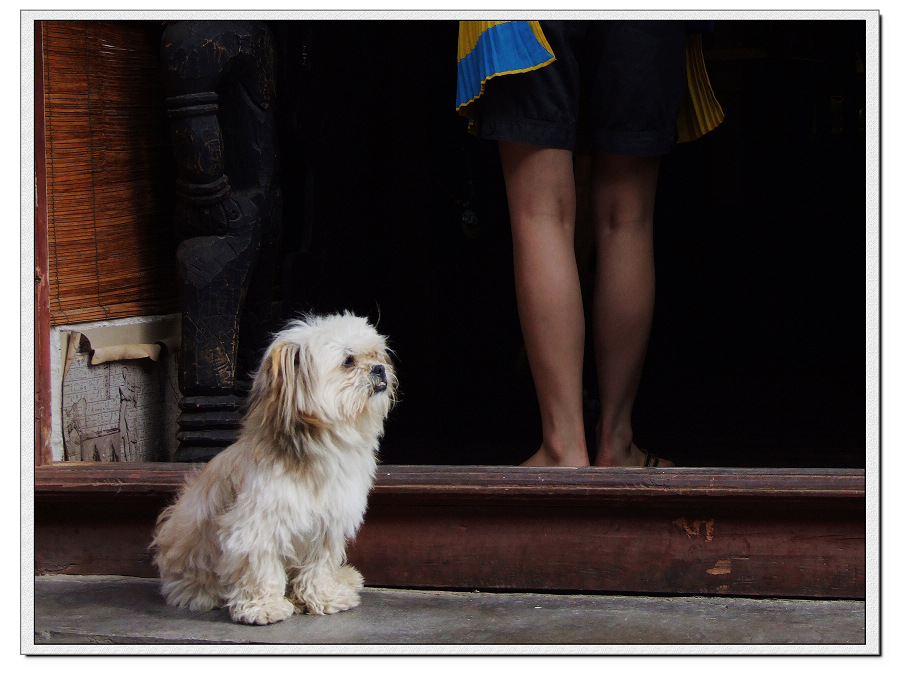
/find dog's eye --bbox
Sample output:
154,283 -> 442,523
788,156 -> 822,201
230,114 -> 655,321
342,354 -> 356,368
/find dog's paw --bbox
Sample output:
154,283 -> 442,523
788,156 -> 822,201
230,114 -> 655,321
302,588 -> 361,615
337,564 -> 364,592
229,596 -> 295,625
297,565 -> 364,615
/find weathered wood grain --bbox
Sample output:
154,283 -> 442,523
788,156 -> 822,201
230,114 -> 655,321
33,464 -> 865,598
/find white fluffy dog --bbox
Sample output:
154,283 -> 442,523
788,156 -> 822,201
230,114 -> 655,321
151,312 -> 396,625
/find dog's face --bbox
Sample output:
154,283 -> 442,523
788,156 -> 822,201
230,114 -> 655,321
249,313 -> 396,439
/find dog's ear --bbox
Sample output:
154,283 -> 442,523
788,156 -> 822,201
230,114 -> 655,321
250,340 -> 325,437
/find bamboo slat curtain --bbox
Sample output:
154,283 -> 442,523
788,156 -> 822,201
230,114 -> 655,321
41,20 -> 178,326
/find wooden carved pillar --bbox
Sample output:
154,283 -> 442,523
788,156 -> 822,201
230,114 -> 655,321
161,21 -> 282,461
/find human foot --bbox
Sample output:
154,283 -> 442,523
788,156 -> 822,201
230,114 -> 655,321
521,445 -> 589,467
636,447 -> 673,467
593,442 -> 673,468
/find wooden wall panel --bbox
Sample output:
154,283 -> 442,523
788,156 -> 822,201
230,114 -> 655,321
349,501 -> 863,597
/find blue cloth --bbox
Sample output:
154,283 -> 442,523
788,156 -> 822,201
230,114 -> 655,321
456,21 -> 555,115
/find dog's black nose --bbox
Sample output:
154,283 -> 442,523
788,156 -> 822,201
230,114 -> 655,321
370,364 -> 388,392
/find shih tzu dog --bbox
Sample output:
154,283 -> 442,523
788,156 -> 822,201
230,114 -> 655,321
152,312 -> 396,625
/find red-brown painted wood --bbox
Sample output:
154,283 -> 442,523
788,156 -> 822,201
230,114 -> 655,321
33,464 -> 865,598
33,20 -> 52,467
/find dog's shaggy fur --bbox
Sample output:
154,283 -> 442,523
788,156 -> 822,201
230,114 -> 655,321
151,312 -> 396,625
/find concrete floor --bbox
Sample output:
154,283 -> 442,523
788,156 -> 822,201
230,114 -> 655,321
27,575 -> 870,654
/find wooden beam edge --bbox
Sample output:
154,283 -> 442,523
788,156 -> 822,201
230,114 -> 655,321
34,463 -> 865,502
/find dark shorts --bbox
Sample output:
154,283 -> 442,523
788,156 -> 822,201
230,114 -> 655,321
477,20 -> 687,156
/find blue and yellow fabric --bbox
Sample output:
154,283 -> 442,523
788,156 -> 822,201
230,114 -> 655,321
455,20 -> 724,143
455,21 -> 556,122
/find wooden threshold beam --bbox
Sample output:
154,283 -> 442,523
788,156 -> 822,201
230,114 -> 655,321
33,463 -> 865,599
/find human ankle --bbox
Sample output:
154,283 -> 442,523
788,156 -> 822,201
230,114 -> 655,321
594,426 -> 633,466
536,439 -> 589,467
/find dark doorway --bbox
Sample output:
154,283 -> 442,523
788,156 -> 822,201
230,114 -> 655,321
271,19 -> 866,468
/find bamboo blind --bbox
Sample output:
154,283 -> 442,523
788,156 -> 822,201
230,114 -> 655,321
41,20 -> 179,326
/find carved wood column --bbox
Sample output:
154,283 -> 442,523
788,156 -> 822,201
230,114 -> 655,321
160,20 -> 283,461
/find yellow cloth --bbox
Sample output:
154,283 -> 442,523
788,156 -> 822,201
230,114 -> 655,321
677,33 -> 725,142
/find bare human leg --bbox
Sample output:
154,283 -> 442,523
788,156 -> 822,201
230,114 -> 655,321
590,153 -> 673,467
498,141 -> 590,467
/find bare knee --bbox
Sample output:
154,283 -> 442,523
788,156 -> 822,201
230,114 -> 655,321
590,153 -> 660,236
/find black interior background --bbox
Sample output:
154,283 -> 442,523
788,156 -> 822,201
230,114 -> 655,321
269,19 -> 865,468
